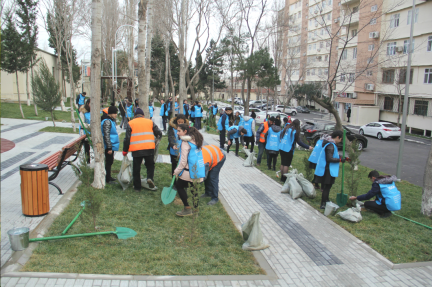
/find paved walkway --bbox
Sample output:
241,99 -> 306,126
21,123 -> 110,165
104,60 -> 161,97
2,112 -> 432,286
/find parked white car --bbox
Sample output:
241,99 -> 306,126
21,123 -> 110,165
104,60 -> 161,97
359,122 -> 401,140
275,105 -> 297,115
255,111 -> 300,126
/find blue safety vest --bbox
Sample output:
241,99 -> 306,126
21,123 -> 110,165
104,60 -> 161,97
314,142 -> 339,177
159,103 -> 165,116
169,129 -> 182,156
194,105 -> 202,117
175,102 -> 179,113
79,112 -> 91,135
377,182 -> 401,211
238,116 -> 244,129
179,142 -> 206,179
167,102 -> 172,114
308,139 -> 323,164
212,107 -> 218,115
101,118 -> 119,151
78,94 -> 85,106
149,106 -> 154,118
265,128 -> 281,151
227,125 -> 240,140
183,104 -> 189,115
190,109 -> 195,118
279,128 -> 296,152
126,105 -> 133,118
217,114 -> 228,130
243,118 -> 253,137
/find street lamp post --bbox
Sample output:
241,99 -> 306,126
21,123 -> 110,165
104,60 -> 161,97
81,51 -> 91,93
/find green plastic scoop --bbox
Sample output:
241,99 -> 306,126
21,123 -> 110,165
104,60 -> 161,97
29,227 -> 137,242
161,175 -> 177,205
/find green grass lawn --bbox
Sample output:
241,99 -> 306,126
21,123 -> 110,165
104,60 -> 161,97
1,102 -> 76,123
39,126 -> 79,134
237,145 -> 432,264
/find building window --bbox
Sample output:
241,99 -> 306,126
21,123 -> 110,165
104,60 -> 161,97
368,44 -> 374,51
398,69 -> 413,84
390,14 -> 400,28
327,13 -> 331,20
387,42 -> 397,55
367,57 -> 373,64
320,41 -> 324,48
407,8 -> 419,25
403,39 -> 415,54
425,68 -> 432,84
326,41 -> 330,47
384,97 -> 394,110
308,45 -> 311,51
328,0 -> 332,5
325,55 -> 329,61
370,18 -> 377,25
366,70 -> 373,76
414,100 -> 428,116
340,74 -> 346,82
353,47 -> 357,59
341,50 -> 347,60
348,73 -> 355,82
352,7 -> 359,13
371,5 -> 377,12
351,29 -> 358,37
311,69 -> 315,75
382,70 -> 395,84
428,36 -> 432,52
313,43 -> 316,50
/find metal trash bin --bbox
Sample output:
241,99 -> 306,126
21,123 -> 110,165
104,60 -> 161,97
20,163 -> 50,216
8,227 -> 30,251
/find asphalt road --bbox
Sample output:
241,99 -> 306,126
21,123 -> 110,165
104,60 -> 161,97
295,112 -> 431,187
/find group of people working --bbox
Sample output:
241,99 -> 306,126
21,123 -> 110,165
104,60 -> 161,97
160,99 -> 205,131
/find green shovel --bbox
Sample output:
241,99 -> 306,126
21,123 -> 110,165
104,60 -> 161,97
30,227 -> 137,242
161,175 -> 177,205
61,201 -> 86,235
336,129 -> 348,207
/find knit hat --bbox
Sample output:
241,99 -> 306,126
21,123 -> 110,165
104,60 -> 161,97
269,116 -> 276,122
108,106 -> 118,114
134,108 -> 144,116
225,107 -> 232,111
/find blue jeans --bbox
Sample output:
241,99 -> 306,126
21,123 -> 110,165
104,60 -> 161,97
204,157 -> 226,200
257,142 -> 265,164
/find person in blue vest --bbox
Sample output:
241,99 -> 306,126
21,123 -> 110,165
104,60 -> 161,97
242,115 -> 255,152
149,103 -> 154,119
173,124 -> 205,217
212,104 -> 218,117
191,101 -> 203,130
160,99 -> 168,131
183,100 -> 190,116
189,104 -> 195,125
314,130 -> 349,209
350,171 -> 401,218
168,114 -> 188,177
308,134 -> 327,190
217,107 -> 232,150
226,121 -> 247,156
79,99 -> 91,164
174,100 -> 180,114
264,117 -> 282,171
101,106 -> 119,184
126,100 -> 134,120
76,92 -> 86,109
279,119 -> 312,182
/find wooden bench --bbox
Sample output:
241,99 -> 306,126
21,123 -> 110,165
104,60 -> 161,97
39,135 -> 87,194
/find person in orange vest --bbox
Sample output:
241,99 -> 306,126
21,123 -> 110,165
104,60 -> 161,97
122,108 -> 162,192
255,117 -> 273,166
200,145 -> 226,205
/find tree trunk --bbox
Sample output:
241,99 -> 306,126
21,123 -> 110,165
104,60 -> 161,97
90,0 -> 105,189
422,143 -> 432,216
58,53 -> 66,111
168,57 -> 175,104
313,96 -> 343,130
186,68 -> 195,103
177,0 -> 186,115
69,38 -> 76,132
128,0 -> 135,98
230,67 -> 234,110
31,64 -> 38,116
137,0 -> 148,116
26,71 -> 31,106
16,71 -> 25,118
142,0 -> 153,119
266,88 -> 269,118
240,78 -> 246,110
245,77 -> 251,115
397,93 -> 402,127
51,110 -> 56,127
164,39 -> 169,99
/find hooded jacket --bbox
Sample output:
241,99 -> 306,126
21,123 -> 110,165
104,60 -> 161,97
357,175 -> 398,202
101,113 -> 115,150
168,116 -> 190,149
264,125 -> 282,154
173,135 -> 204,183
123,115 -> 163,157
241,116 -> 255,136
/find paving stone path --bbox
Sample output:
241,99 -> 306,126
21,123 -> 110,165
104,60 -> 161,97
1,113 -> 431,287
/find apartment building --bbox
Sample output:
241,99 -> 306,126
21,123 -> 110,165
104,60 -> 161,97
279,0 -> 432,136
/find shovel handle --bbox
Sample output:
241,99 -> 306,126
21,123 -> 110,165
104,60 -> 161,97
61,206 -> 85,235
341,129 -> 346,195
30,231 -> 114,242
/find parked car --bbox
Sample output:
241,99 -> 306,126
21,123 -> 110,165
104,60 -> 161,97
296,106 -> 310,113
309,123 -> 368,151
275,105 -> 297,115
302,122 -> 335,139
249,108 -> 263,114
255,111 -> 300,126
359,122 -> 401,140
250,100 -> 267,108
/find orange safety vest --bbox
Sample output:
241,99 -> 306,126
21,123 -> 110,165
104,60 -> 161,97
202,145 -> 225,170
259,122 -> 269,143
102,107 -> 109,114
128,117 -> 155,151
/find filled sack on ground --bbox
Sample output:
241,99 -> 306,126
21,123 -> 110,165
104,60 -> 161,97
324,201 -> 339,216
296,173 -> 316,198
336,204 -> 362,222
241,211 -> 270,251
288,176 -> 304,199
243,147 -> 256,167
153,136 -> 161,163
117,156 -> 132,191
281,169 -> 298,193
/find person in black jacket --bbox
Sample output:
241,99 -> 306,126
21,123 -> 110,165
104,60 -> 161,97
118,99 -> 127,128
347,107 -> 351,123
101,106 -> 119,184
315,131 -> 348,209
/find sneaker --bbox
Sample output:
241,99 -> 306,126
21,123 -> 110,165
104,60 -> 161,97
207,199 -> 219,206
147,179 -> 155,189
107,180 -> 118,185
380,212 -> 392,218
200,194 -> 211,198
109,177 -> 117,182
176,208 -> 193,217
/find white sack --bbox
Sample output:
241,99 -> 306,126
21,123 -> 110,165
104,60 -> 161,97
281,169 -> 298,193
324,202 -> 339,216
337,204 -> 362,222
117,156 -> 132,191
296,173 -> 316,198
241,212 -> 270,251
243,148 -> 256,167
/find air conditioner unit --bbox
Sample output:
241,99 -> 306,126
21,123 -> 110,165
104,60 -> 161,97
314,10 -> 318,14
369,32 -> 379,38
334,18 -> 339,23
396,46 -> 404,53
365,84 -> 374,90
352,92 -> 358,99
303,52 -> 306,56
312,37 -> 316,40
316,56 -> 322,60
317,49 -> 321,52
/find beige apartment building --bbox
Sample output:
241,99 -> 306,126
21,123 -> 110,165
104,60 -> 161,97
279,0 -> 432,136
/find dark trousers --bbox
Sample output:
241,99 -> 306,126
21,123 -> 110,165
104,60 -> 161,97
84,141 -> 90,163
244,136 -> 255,152
227,138 -> 239,155
104,150 -> 114,181
132,155 -> 155,190
190,117 -> 195,124
257,142 -> 265,164
120,115 -> 128,128
204,157 -> 226,200
170,154 -> 178,175
267,152 -> 278,170
162,116 -> 168,131
195,117 -> 202,130
219,129 -> 226,149
347,116 -> 351,123
364,200 -> 390,215
176,178 -> 199,208
321,183 -> 333,204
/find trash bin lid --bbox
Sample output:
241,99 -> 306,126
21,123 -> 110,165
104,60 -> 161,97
20,163 -> 49,171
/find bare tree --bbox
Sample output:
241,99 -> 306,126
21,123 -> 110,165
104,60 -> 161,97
141,0 -> 153,118
90,0 -> 105,189
423,145 -> 432,216
137,0 -> 148,113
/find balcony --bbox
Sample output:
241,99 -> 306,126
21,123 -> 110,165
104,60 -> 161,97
342,0 -> 360,5
341,11 -> 359,26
